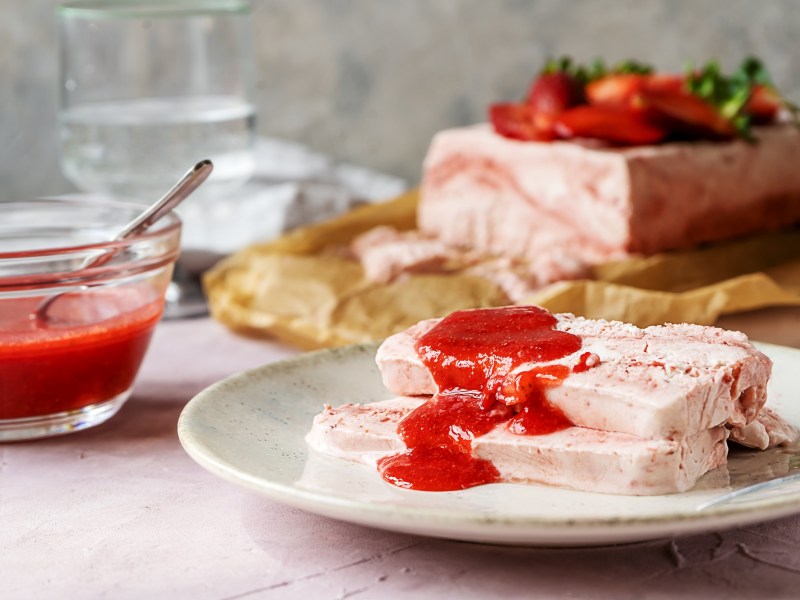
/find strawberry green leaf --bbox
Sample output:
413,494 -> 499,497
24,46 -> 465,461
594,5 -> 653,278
684,57 -> 787,138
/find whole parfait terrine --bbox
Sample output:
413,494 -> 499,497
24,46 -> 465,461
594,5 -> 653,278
353,57 -> 800,295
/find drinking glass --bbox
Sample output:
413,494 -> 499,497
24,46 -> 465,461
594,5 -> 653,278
57,0 -> 257,315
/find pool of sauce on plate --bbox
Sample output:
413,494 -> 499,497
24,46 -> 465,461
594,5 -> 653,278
377,306 -> 591,491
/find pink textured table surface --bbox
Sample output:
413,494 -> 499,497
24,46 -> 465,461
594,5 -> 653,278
4,308 -> 800,599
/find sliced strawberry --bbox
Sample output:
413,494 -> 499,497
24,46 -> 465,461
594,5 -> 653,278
746,84 -> 782,123
585,74 -> 647,108
527,72 -> 585,115
639,88 -> 736,138
586,73 -> 686,109
642,73 -> 685,94
489,103 -> 556,141
554,105 -> 667,145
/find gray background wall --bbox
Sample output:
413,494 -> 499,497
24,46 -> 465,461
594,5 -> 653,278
2,0 -> 799,199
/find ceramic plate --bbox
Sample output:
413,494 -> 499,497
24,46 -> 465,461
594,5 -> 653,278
178,342 -> 800,546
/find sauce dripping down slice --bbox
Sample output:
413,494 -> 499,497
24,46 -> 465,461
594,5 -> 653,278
378,306 -> 585,491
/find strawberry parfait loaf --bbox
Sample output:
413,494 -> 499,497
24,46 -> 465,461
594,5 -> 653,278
352,58 -> 800,300
307,306 -> 796,495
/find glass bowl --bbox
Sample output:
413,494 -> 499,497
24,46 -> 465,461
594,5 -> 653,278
0,198 -> 181,441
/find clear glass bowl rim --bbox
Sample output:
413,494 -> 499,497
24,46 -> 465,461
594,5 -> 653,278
0,197 -> 181,261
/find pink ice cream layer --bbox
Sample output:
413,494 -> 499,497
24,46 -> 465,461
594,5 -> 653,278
376,313 -> 773,440
306,397 -> 729,496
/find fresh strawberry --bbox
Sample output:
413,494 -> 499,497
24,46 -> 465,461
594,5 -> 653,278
489,103 -> 556,141
746,84 -> 782,123
527,72 -> 585,115
639,88 -> 736,138
554,105 -> 667,145
585,74 -> 647,108
493,57 -> 786,145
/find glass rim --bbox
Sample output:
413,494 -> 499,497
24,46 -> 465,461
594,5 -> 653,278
0,197 -> 182,261
58,0 -> 251,19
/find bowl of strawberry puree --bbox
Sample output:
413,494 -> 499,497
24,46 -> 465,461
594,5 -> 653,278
0,198 -> 181,441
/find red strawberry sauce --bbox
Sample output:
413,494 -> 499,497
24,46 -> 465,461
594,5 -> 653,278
377,306 -> 587,491
0,295 -> 163,420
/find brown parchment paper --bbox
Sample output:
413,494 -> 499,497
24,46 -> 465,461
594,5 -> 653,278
204,189 -> 800,349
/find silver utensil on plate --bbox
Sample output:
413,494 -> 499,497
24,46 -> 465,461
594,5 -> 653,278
697,472 -> 800,511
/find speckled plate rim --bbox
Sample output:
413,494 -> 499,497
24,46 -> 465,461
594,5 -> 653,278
178,341 -> 800,546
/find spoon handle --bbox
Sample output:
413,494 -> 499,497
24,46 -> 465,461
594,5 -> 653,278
31,160 -> 214,325
115,159 -> 214,241
696,471 -> 800,511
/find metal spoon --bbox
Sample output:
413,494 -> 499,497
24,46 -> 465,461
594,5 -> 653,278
32,159 -> 214,323
696,471 -> 800,511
